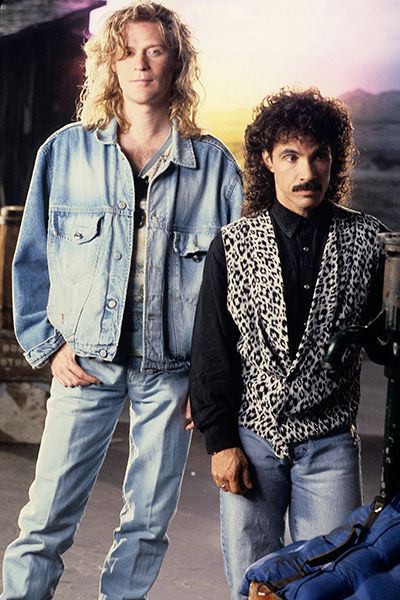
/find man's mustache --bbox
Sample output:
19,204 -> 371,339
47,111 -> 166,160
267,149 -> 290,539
292,181 -> 323,193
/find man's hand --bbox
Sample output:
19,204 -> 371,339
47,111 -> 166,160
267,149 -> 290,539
211,447 -> 253,495
50,343 -> 102,387
184,396 -> 194,431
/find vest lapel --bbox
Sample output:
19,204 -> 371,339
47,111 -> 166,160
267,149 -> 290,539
251,213 -> 291,373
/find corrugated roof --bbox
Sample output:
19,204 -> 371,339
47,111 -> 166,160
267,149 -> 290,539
0,0 -> 105,38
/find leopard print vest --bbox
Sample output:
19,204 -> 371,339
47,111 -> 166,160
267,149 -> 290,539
221,204 -> 382,458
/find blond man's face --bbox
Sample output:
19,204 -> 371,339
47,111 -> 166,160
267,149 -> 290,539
115,21 -> 176,110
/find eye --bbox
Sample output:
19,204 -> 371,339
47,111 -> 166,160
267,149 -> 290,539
147,47 -> 163,57
314,149 -> 331,162
283,153 -> 297,163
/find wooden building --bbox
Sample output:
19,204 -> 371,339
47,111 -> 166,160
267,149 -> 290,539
0,0 -> 105,207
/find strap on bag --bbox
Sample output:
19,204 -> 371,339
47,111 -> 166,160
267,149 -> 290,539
306,496 -> 385,568
265,497 -> 386,591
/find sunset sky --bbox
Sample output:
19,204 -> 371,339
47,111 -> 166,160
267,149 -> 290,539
91,0 -> 400,114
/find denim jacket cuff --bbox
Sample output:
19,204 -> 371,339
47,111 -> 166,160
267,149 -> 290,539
23,332 -> 65,369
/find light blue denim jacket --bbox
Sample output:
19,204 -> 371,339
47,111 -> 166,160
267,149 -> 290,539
12,119 -> 243,370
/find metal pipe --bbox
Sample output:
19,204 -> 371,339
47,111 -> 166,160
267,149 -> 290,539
378,232 -> 400,501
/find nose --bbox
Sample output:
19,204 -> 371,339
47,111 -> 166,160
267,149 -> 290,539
133,51 -> 149,70
299,158 -> 316,181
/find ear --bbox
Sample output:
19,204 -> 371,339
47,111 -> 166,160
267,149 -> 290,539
261,149 -> 274,173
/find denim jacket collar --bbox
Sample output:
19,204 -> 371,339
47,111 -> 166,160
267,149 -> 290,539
95,118 -> 197,169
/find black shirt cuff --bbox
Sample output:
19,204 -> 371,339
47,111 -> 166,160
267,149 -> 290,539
204,420 -> 242,454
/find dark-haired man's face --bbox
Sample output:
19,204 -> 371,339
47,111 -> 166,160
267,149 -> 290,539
262,136 -> 332,217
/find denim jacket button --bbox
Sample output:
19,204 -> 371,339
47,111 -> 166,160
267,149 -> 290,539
118,201 -> 127,209
73,232 -> 83,240
192,254 -> 203,263
107,299 -> 117,309
114,251 -> 122,260
99,349 -> 107,358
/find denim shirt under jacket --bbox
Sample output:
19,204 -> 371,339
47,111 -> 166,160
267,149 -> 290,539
12,119 -> 243,370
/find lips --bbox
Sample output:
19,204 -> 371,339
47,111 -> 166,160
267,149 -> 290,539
296,189 -> 318,196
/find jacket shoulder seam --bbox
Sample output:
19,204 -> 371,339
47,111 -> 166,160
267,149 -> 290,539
194,134 -> 241,169
40,122 -> 86,151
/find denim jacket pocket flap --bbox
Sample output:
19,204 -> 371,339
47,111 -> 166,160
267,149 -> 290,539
50,213 -> 104,244
172,231 -> 214,259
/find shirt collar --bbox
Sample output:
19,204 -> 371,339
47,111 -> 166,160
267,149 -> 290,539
269,198 -> 333,238
95,118 -> 118,144
95,118 -> 197,169
170,123 -> 197,169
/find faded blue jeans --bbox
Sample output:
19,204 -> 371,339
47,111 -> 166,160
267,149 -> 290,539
1,357 -> 191,600
220,426 -> 362,600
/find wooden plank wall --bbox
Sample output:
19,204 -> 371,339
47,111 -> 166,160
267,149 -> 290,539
0,10 -> 93,207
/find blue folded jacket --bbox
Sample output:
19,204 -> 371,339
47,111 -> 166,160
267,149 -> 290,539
241,494 -> 400,599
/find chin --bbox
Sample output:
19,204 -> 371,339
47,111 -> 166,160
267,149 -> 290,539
303,196 -> 323,205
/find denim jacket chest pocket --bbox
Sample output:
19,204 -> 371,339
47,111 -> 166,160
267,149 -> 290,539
167,229 -> 218,359
51,213 -> 102,243
171,230 -> 217,300
47,211 -> 106,337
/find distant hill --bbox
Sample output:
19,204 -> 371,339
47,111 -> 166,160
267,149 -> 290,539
201,90 -> 400,175
340,89 -> 400,123
201,90 -> 400,141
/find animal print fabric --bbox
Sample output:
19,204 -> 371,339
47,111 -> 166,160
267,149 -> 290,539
221,205 -> 382,458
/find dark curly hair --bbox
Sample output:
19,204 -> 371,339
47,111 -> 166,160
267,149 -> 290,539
243,87 -> 358,216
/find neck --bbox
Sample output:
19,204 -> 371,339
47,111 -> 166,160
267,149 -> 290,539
118,102 -> 172,172
122,102 -> 171,144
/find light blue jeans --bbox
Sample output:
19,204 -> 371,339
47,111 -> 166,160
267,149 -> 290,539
1,358 -> 191,600
221,426 -> 362,600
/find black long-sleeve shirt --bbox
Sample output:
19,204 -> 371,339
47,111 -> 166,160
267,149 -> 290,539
269,199 -> 333,357
189,200 -> 385,454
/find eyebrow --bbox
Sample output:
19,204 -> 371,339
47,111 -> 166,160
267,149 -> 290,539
278,147 -> 300,157
278,145 -> 331,157
125,43 -> 165,50
280,147 -> 299,153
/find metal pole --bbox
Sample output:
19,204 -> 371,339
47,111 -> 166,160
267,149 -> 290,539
378,232 -> 400,501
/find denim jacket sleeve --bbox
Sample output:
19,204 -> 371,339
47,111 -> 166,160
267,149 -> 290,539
226,172 -> 243,223
12,143 -> 65,368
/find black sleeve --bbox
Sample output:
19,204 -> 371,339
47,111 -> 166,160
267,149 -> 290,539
189,233 -> 243,454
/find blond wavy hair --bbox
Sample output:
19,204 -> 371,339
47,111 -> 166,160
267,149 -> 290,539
77,1 -> 201,136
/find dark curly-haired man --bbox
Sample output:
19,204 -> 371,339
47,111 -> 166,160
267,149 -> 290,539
190,88 -> 385,599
